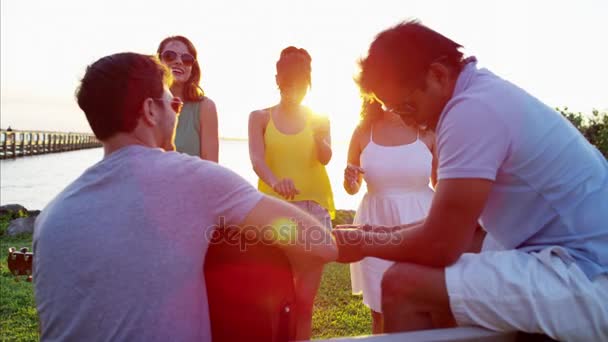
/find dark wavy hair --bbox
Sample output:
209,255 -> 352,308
157,35 -> 205,102
76,53 -> 172,140
276,46 -> 312,90
356,20 -> 464,98
359,98 -> 384,128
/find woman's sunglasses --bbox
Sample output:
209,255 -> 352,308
160,50 -> 196,66
154,97 -> 184,114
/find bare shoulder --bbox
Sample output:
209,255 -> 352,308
248,108 -> 271,126
352,124 -> 370,149
352,124 -> 367,140
419,129 -> 436,150
306,106 -> 327,119
199,97 -> 216,111
199,97 -> 217,119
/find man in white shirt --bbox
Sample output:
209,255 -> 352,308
334,20 -> 608,341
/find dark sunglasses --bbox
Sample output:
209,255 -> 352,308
154,97 -> 184,114
381,102 -> 417,117
375,88 -> 418,117
160,50 -> 196,66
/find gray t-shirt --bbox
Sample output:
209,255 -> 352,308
33,145 -> 263,341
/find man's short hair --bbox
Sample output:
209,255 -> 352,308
356,20 -> 464,96
76,52 -> 172,140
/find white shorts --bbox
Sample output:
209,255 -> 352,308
445,247 -> 608,341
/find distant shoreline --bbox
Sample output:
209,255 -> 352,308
220,137 -> 247,142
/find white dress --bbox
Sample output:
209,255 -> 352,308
350,128 -> 434,313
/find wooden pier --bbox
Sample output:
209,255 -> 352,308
0,129 -> 101,159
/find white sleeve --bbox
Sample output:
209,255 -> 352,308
437,99 -> 511,181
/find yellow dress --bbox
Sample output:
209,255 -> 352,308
258,109 -> 335,219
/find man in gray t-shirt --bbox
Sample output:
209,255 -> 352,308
334,21 -> 607,340
33,52 -> 337,341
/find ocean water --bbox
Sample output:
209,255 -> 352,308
0,139 -> 365,211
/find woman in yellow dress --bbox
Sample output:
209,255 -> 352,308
248,46 -> 335,341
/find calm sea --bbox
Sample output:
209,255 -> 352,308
0,139 -> 365,211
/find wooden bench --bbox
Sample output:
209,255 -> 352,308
315,327 -> 555,342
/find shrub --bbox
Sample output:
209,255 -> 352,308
558,107 -> 608,158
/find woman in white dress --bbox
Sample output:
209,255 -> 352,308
343,100 -> 437,333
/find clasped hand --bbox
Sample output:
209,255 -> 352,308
332,224 -> 401,263
332,225 -> 367,263
344,164 -> 364,186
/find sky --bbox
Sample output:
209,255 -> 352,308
1,0 -> 607,143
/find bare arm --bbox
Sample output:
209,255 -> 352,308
199,99 -> 219,162
248,110 -> 279,188
427,131 -> 438,188
248,110 -> 299,199
312,116 -> 332,165
351,179 -> 493,267
336,218 -> 423,233
240,196 -> 338,266
343,126 -> 364,195
468,224 -> 487,253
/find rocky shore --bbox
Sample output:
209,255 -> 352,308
0,204 -> 40,236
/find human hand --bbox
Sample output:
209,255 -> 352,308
272,178 -> 300,200
344,164 -> 364,188
332,227 -> 366,263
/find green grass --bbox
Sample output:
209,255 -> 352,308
312,209 -> 372,339
0,211 -> 371,340
313,263 -> 372,339
0,226 -> 38,342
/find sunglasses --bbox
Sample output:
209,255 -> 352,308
160,50 -> 196,66
153,97 -> 184,114
375,88 -> 418,117
381,102 -> 417,117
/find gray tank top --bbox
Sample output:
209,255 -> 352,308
174,100 -> 202,157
